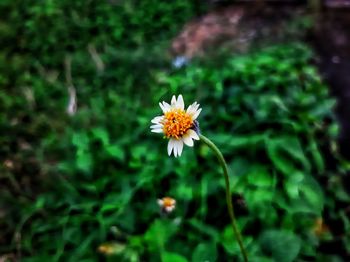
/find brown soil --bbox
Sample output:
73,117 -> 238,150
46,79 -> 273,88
170,4 -> 304,58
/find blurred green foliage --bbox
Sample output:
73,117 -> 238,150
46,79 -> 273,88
1,0 -> 349,261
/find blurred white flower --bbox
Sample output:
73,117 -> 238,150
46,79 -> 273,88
151,95 -> 201,157
157,197 -> 176,213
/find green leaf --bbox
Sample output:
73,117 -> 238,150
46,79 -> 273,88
69,234 -> 95,262
221,226 -> 253,255
247,166 -> 275,188
162,252 -> 188,262
213,134 -> 266,152
259,230 -> 301,262
188,219 -> 220,242
92,127 -> 109,146
284,175 -> 324,215
192,242 -> 217,262
106,144 -> 125,161
175,183 -> 193,200
72,132 -> 89,151
284,171 -> 304,199
299,176 -> 324,214
283,138 -> 310,171
76,150 -> 93,172
144,219 -> 177,250
308,138 -> 324,173
266,136 -> 310,175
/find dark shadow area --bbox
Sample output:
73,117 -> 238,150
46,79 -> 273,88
309,7 -> 350,160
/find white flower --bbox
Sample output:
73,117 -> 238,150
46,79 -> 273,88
151,94 -> 201,157
157,197 -> 176,213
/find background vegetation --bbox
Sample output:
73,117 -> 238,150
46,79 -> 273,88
1,1 -> 349,261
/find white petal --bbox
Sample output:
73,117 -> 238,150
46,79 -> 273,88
177,140 -> 184,157
157,199 -> 164,206
165,206 -> 175,212
176,94 -> 184,110
167,138 -> 176,156
192,108 -> 202,120
188,129 -> 199,140
159,102 -> 165,112
150,124 -> 163,129
187,102 -> 199,115
151,128 -> 163,133
173,139 -> 183,157
173,140 -> 178,157
151,116 -> 163,124
163,102 -> 171,112
159,102 -> 171,113
186,104 -> 193,114
171,95 -> 177,106
193,103 -> 200,111
182,133 -> 194,147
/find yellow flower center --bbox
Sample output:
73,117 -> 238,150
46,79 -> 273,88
163,109 -> 193,139
162,197 -> 175,207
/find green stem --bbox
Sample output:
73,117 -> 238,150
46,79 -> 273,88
199,134 -> 248,262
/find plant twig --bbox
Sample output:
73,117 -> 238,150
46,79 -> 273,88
64,56 -> 77,116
